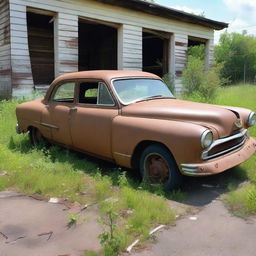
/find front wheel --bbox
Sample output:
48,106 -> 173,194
139,144 -> 182,190
29,127 -> 46,146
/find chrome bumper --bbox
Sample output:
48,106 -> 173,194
180,137 -> 256,176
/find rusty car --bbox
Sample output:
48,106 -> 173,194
16,71 -> 256,189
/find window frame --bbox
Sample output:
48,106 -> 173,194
49,80 -> 77,104
77,80 -> 116,108
111,77 -> 175,105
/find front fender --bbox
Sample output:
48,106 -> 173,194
16,99 -> 44,133
221,106 -> 253,129
112,116 -> 206,168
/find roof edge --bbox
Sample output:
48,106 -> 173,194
95,0 -> 228,30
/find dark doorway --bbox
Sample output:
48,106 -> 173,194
188,36 -> 206,47
27,12 -> 54,86
78,20 -> 117,71
143,31 -> 169,77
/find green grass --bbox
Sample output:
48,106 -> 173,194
184,84 -> 256,217
0,99 -> 175,255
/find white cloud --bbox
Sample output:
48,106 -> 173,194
170,5 -> 204,16
215,17 -> 256,44
223,0 -> 256,21
214,0 -> 256,44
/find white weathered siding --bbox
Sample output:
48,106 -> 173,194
171,34 -> 188,94
7,0 -> 215,96
54,13 -> 78,76
9,1 -> 34,97
0,0 -> 11,99
205,38 -> 214,70
118,24 -> 142,70
10,0 -> 214,38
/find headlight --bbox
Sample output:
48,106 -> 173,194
201,130 -> 213,148
247,112 -> 256,127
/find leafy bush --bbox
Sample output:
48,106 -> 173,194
182,54 -> 221,102
182,56 -> 205,95
187,44 -> 205,60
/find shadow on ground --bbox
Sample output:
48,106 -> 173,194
87,153 -> 248,208
178,166 -> 247,207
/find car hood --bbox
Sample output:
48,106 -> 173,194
121,99 -> 241,138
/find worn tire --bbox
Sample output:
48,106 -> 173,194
29,127 -> 46,146
139,144 -> 182,190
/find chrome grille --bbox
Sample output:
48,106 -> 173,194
202,129 -> 247,160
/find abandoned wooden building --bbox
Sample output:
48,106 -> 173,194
0,0 -> 228,99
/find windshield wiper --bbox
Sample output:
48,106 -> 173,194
134,95 -> 170,103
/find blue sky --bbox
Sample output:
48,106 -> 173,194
154,0 -> 256,43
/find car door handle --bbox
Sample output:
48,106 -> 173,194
69,107 -> 77,112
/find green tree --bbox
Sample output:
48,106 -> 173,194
215,31 -> 256,84
182,45 -> 221,101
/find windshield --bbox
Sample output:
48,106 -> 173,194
112,78 -> 175,105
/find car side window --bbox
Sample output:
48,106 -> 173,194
79,82 -> 115,106
52,82 -> 75,103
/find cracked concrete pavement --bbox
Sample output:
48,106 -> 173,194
132,199 -> 256,256
0,191 -> 101,256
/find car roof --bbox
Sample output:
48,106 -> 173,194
52,70 -> 160,84
45,70 -> 161,101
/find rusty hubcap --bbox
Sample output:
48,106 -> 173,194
144,153 -> 170,184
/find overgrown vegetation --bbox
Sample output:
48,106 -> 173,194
0,99 -> 176,255
215,31 -> 256,84
182,45 -> 222,102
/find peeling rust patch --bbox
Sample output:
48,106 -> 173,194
12,72 -> 33,80
0,69 -> 11,75
175,41 -> 187,47
59,61 -> 78,66
66,37 -> 78,47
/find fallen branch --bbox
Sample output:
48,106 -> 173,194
38,231 -> 53,241
0,231 -> 8,240
6,236 -> 26,244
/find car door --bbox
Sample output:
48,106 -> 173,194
41,81 -> 76,146
70,81 -> 119,159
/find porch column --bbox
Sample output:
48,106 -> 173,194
0,0 -> 11,99
205,38 -> 214,70
54,13 -> 78,77
9,0 -> 34,97
118,24 -> 142,70
169,33 -> 188,94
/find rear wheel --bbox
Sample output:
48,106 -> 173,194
139,144 -> 182,190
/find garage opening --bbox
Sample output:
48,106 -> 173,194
78,19 -> 117,71
188,36 -> 207,48
188,36 -> 207,60
27,12 -> 54,88
143,30 -> 169,77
